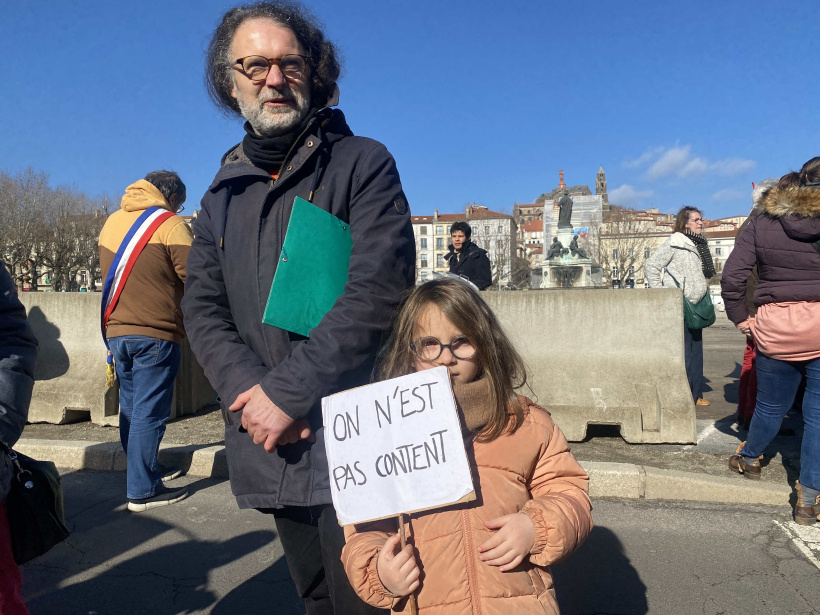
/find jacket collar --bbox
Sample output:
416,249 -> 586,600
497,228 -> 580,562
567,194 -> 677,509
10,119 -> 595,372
669,232 -> 697,252
208,107 -> 353,192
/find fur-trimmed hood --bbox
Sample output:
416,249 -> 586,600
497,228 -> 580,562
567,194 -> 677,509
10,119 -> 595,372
759,185 -> 820,243
760,185 -> 820,218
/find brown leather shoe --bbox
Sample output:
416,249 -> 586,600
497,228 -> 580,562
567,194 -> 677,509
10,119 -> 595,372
728,442 -> 762,480
794,481 -> 820,526
696,398 -> 711,406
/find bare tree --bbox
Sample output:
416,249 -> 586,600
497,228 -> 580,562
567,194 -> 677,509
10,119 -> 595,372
595,209 -> 667,286
469,216 -> 518,288
0,168 -> 51,290
0,168 -> 115,291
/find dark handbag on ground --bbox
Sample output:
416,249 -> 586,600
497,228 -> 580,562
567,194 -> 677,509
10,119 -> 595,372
667,271 -> 716,330
1,443 -> 70,564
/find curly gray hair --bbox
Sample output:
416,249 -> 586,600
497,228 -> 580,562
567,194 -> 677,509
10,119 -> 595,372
205,1 -> 342,116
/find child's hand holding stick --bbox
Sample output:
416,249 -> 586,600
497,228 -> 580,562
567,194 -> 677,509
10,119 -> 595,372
377,514 -> 419,614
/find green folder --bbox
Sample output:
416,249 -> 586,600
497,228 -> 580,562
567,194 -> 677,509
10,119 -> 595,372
262,196 -> 353,337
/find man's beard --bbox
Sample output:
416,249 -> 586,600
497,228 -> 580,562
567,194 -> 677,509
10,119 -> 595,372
238,87 -> 311,137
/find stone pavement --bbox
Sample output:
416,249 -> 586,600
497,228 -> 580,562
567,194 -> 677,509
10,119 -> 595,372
17,311 -> 805,509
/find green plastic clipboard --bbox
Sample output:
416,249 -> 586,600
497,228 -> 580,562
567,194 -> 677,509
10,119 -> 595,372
262,196 -> 352,337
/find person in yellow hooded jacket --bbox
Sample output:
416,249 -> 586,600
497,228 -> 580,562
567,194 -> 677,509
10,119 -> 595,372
98,171 -> 193,512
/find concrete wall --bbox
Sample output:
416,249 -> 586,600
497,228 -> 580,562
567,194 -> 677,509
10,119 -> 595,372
19,289 -> 695,443
483,288 -> 696,443
20,293 -> 215,426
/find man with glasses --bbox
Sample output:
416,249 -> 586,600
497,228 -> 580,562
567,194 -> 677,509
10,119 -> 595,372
99,170 -> 192,511
182,3 -> 414,613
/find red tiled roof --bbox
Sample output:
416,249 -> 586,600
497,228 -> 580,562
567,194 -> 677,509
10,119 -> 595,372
704,229 -> 738,239
521,220 -> 543,232
412,208 -> 513,223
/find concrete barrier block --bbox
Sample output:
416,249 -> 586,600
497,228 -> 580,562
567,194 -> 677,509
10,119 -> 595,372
484,289 -> 696,444
582,461 -> 644,499
22,293 -> 115,425
643,467 -> 791,505
20,294 -> 216,425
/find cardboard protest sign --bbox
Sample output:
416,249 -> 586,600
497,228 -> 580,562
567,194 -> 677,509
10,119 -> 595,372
322,366 -> 475,525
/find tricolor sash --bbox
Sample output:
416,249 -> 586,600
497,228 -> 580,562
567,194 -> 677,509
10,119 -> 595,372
100,206 -> 175,347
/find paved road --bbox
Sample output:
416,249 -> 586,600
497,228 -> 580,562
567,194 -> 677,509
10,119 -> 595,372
21,470 -> 820,615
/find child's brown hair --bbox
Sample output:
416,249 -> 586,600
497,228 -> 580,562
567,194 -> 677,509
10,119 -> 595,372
378,278 -> 527,442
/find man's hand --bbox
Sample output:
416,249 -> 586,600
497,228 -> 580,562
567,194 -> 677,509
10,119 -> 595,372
477,512 -> 536,572
229,384 -> 314,452
377,533 -> 420,597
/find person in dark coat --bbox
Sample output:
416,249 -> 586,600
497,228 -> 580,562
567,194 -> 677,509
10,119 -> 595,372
444,221 -> 492,290
721,158 -> 820,525
0,260 -> 38,615
181,3 -> 414,613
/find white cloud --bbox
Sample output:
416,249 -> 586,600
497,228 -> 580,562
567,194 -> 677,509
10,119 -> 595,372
712,188 -> 745,202
646,146 -> 692,179
628,144 -> 756,180
609,184 -> 655,207
711,158 -> 756,176
678,157 -> 709,178
623,146 -> 664,169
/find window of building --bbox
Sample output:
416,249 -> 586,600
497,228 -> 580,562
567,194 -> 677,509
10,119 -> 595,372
420,238 -> 427,249
436,254 -> 444,267
715,247 -> 722,256
485,225 -> 491,234
420,255 -> 428,268
498,225 -> 504,233
436,238 -> 443,249
421,271 -> 428,281
644,247 -> 650,258
436,225 -> 443,235
628,248 -> 635,258
420,226 -> 427,235
612,248 -> 619,259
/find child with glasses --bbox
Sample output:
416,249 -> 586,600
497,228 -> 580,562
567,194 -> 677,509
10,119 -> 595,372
341,278 -> 592,614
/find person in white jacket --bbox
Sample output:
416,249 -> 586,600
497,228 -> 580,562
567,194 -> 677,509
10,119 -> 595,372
645,207 -> 715,406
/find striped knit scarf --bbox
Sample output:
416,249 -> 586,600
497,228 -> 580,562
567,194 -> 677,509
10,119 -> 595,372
685,231 -> 716,279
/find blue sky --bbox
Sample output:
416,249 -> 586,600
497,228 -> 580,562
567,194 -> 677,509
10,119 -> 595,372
1,0 -> 818,220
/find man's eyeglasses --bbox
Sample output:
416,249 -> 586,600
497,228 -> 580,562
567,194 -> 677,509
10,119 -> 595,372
410,336 -> 476,362
233,55 -> 309,81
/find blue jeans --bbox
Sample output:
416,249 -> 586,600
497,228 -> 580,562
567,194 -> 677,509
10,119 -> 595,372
110,336 -> 180,500
684,325 -> 704,402
741,351 -> 820,491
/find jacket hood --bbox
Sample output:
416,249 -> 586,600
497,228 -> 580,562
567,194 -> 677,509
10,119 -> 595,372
120,180 -> 172,213
760,185 -> 820,242
760,185 -> 820,217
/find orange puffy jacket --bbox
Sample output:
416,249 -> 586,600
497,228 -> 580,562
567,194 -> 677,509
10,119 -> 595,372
342,396 -> 592,614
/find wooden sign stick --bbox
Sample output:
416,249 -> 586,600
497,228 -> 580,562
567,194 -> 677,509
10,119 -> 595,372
398,513 -> 418,615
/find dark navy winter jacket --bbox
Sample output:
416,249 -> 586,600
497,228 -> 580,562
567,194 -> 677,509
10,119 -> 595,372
182,109 -> 415,509
0,260 -> 38,500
